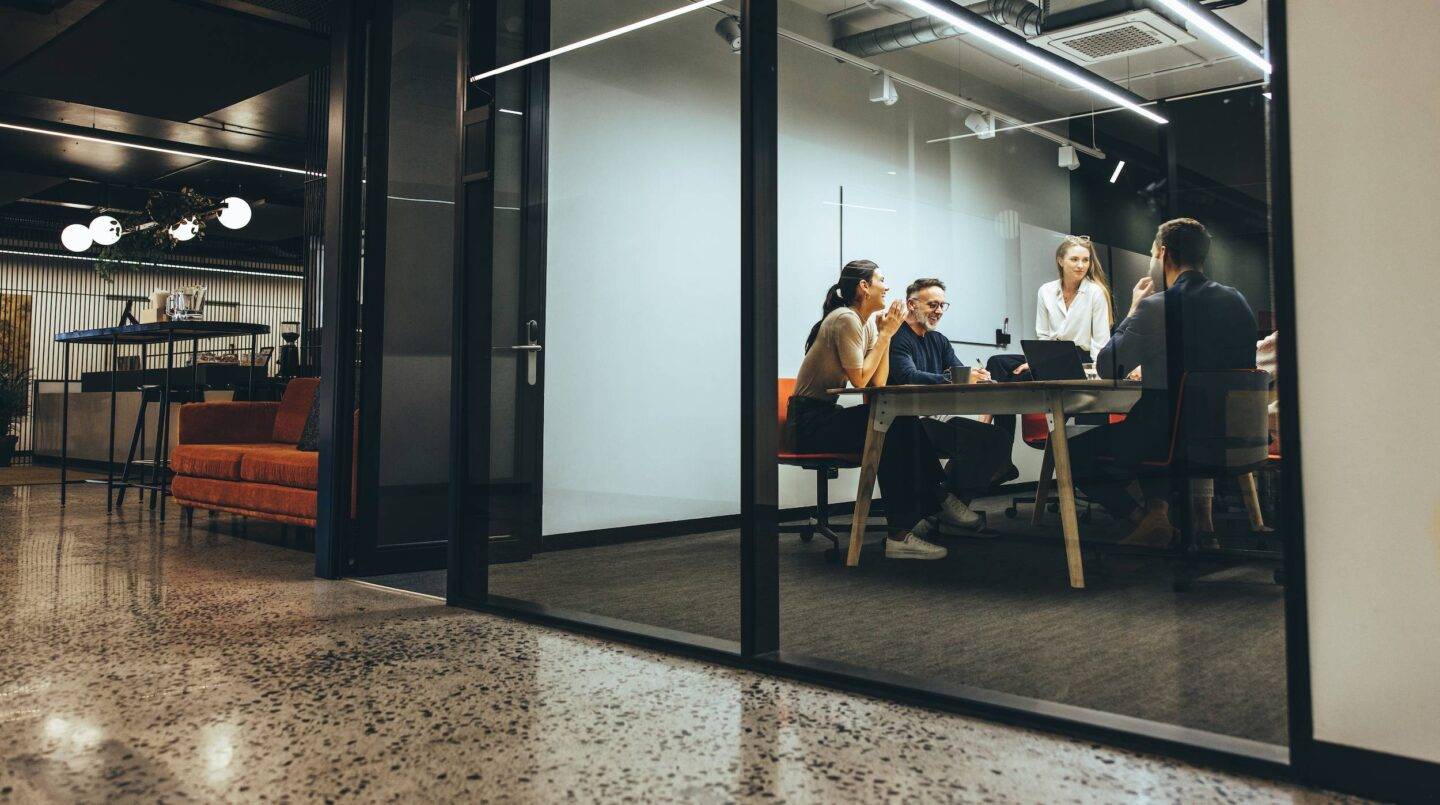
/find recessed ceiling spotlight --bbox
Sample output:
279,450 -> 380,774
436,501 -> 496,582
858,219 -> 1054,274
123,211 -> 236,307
60,223 -> 93,253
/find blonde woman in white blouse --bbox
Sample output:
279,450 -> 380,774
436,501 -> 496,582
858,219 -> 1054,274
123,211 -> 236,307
1011,235 -> 1116,376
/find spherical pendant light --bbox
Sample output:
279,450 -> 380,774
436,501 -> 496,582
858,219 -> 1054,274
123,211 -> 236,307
169,218 -> 199,242
217,197 -> 251,230
89,215 -> 122,246
61,223 -> 94,252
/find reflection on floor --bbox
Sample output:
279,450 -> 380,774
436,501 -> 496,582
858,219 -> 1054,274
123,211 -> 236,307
375,490 -> 1288,747
0,484 -> 1333,801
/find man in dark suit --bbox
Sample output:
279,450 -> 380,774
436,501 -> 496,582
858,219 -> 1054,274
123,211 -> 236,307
1069,218 -> 1258,546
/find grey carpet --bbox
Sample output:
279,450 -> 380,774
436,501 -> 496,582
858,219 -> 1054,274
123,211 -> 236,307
371,492 -> 1288,747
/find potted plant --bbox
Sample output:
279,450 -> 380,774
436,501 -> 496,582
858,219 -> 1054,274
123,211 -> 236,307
0,359 -> 29,467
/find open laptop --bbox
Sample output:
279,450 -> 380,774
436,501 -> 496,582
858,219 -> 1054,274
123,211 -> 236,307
1020,339 -> 1086,380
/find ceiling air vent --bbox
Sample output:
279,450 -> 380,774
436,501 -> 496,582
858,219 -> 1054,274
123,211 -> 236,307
1032,10 -> 1195,64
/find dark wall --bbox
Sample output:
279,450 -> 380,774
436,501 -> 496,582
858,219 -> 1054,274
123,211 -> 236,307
1069,86 -> 1273,322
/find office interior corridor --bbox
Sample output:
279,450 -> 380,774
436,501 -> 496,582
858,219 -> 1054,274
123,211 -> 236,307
0,484 -> 1351,802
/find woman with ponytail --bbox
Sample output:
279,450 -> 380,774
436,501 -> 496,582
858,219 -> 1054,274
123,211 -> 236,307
789,260 -> 986,561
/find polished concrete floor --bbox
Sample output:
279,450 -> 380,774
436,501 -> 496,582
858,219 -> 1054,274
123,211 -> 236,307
0,484 -> 1354,802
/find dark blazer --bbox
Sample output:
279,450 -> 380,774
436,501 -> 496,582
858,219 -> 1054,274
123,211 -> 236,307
1095,270 -> 1257,459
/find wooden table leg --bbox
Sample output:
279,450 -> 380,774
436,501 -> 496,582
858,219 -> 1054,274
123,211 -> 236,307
1031,441 -> 1054,526
1239,472 -> 1266,531
1046,392 -> 1086,589
846,403 -> 887,567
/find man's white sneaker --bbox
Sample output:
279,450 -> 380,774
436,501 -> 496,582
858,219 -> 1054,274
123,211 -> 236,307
885,532 -> 948,560
937,494 -> 982,529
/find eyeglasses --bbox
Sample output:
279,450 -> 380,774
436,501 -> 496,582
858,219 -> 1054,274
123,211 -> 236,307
909,299 -> 950,312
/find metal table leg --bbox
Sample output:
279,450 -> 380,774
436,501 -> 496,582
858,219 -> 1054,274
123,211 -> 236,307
248,333 -> 257,399
107,335 -> 117,511
59,342 -> 70,504
159,329 -> 175,520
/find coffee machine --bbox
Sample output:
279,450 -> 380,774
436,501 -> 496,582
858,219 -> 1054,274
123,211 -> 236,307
277,320 -> 300,379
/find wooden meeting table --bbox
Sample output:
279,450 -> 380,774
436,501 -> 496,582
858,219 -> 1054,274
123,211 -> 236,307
830,379 -> 1142,589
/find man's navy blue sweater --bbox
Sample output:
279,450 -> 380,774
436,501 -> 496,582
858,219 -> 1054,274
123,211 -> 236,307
889,323 -> 963,385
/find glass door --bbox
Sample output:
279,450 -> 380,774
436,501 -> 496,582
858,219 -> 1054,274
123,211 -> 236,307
451,0 -> 743,643
348,0 -> 463,576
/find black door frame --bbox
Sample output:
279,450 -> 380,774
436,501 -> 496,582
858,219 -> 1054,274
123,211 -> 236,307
320,0 -> 1440,798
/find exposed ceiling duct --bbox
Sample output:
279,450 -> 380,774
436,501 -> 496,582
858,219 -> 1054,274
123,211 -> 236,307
834,0 -> 1043,58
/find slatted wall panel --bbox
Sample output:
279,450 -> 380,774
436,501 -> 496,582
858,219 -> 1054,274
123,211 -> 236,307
0,244 -> 302,452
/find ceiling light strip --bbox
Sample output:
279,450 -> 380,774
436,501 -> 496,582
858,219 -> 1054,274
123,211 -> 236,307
0,121 -> 315,177
1109,161 -> 1126,183
470,0 -> 723,82
750,13 -> 1105,159
0,247 -> 304,280
1153,0 -> 1271,75
892,0 -> 1168,125
928,81 -> 1265,145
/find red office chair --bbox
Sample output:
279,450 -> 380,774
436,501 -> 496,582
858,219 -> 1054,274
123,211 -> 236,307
777,378 -> 862,557
1005,412 -> 1124,521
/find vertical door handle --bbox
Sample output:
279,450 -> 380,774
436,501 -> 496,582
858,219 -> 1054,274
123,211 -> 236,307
500,319 -> 541,385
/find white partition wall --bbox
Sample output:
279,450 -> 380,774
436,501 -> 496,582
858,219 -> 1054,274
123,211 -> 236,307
1288,0 -> 1440,769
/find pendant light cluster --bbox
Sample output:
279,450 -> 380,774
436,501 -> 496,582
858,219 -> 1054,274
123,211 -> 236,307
59,196 -> 252,253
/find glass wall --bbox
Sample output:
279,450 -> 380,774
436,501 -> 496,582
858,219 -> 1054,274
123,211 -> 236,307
775,0 -> 1287,750
448,0 -> 1293,762
462,0 -> 742,643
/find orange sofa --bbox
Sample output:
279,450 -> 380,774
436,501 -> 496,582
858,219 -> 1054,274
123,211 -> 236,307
171,378 -> 320,527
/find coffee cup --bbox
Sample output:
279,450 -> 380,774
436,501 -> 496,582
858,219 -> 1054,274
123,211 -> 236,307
946,366 -> 973,384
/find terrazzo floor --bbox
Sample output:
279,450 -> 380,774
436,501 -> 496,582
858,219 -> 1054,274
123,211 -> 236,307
0,484 -> 1357,802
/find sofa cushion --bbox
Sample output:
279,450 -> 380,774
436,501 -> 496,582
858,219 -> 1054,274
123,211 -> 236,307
272,377 -> 320,444
172,475 -> 316,522
296,393 -> 320,452
171,443 -> 274,481
238,444 -> 319,490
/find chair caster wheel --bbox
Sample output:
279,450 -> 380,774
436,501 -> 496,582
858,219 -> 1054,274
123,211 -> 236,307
799,530 -> 814,543
1080,510 -> 1093,523
1047,502 -> 1059,513
1004,506 -> 1018,519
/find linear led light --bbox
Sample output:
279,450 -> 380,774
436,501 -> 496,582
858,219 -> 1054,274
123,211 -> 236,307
0,247 -> 304,280
892,0 -> 1167,125
387,194 -> 454,205
1153,0 -> 1271,75
498,108 -> 525,116
822,201 -> 898,213
1109,160 -> 1125,183
0,121 -> 315,177
470,0 -> 723,82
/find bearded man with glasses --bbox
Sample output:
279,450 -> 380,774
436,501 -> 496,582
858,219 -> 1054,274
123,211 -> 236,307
888,278 -> 1019,518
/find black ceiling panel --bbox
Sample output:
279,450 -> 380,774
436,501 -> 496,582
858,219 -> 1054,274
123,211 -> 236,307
0,0 -> 103,75
0,0 -> 327,122
0,169 -> 67,205
0,91 -> 307,163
